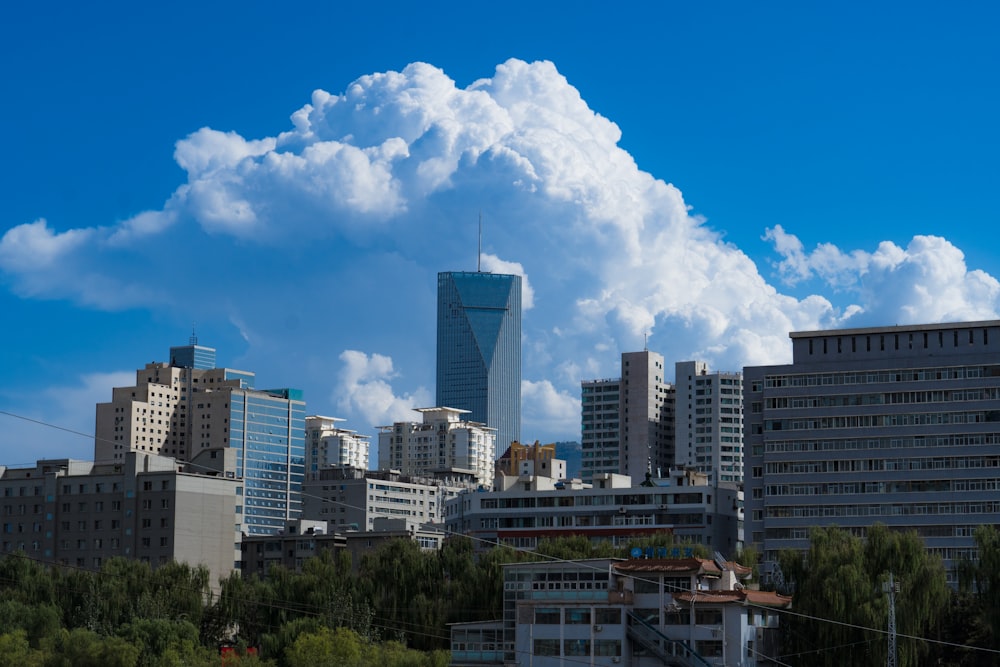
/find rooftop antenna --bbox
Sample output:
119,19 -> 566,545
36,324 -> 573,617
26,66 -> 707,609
477,211 -> 483,272
644,332 -> 649,351
190,323 -> 198,346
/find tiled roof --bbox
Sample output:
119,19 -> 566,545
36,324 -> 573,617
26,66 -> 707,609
672,589 -> 792,608
613,557 -> 719,575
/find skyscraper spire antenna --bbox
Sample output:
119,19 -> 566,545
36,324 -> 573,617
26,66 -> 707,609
477,211 -> 483,272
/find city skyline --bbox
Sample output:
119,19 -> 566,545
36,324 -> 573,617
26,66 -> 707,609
2,3 -> 1000,463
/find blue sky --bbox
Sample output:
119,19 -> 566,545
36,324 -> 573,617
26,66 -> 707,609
2,2 -> 999,464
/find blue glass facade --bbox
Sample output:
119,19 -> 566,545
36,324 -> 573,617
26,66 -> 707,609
229,389 -> 306,535
169,343 -> 217,370
436,271 -> 521,452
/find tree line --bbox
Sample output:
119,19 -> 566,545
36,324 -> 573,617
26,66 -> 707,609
0,533 -> 712,667
777,523 -> 1000,667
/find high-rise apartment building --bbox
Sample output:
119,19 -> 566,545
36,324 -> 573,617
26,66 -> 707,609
745,320 -> 1000,584
94,339 -> 305,535
580,351 -> 674,483
377,407 -> 496,487
436,271 -> 521,452
305,415 -> 370,474
674,361 -> 744,483
580,377 -> 621,481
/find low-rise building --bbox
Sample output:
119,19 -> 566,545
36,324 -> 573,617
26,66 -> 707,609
445,467 -> 743,555
452,556 -> 790,667
0,451 -> 239,586
239,517 -> 444,577
303,466 -> 469,533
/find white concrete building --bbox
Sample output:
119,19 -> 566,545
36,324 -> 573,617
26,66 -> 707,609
451,556 -> 790,667
303,466 -> 468,533
377,407 -> 495,487
674,361 -> 744,484
581,351 -> 675,483
445,467 -> 743,556
305,415 -> 370,473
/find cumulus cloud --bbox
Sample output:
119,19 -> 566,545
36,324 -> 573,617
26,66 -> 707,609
765,227 -> 1000,325
480,253 -> 534,309
522,379 -> 580,439
0,219 -> 94,274
107,209 -> 179,246
0,219 -> 165,308
335,350 -> 430,429
3,58 -> 1000,443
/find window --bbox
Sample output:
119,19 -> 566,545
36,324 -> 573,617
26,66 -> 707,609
595,639 -> 622,656
564,639 -> 591,656
697,641 -> 724,657
533,639 -> 559,656
534,608 -> 560,624
565,608 -> 591,624
595,608 -> 622,624
695,608 -> 723,625
634,578 -> 659,594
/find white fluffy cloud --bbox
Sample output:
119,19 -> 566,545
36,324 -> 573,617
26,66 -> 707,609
336,350 -> 430,429
480,253 -> 534,309
522,379 -> 579,440
765,226 -> 1000,324
3,59 -> 999,443
0,219 -> 93,274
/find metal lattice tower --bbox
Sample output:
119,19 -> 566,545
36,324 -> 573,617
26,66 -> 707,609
883,573 -> 898,667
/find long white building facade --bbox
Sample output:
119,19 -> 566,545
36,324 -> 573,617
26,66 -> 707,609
745,320 -> 1000,584
445,467 -> 743,556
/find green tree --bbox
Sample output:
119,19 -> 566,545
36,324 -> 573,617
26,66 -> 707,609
284,626 -> 364,667
956,524 -> 1000,651
779,524 -> 948,667
0,630 -> 45,667
41,627 -> 141,667
117,618 -> 208,667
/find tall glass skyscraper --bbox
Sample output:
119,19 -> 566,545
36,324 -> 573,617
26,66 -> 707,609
437,271 -> 522,453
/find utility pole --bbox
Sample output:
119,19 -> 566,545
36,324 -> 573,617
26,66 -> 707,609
883,573 -> 898,667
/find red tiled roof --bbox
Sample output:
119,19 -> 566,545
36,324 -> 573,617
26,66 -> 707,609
672,589 -> 792,608
614,558 -> 719,575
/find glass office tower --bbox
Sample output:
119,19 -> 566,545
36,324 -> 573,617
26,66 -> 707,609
228,388 -> 306,535
437,271 -> 522,453
96,342 -> 305,537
